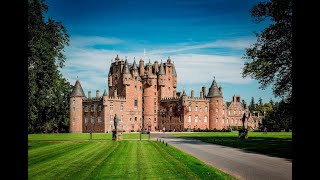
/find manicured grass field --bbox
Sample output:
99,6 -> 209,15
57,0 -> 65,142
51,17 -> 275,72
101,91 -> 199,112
170,132 -> 292,159
28,140 -> 236,179
28,133 -> 149,141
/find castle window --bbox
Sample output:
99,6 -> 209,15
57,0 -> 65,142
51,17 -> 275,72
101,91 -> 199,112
195,116 -> 198,122
155,92 -> 156,96
135,86 -> 137,91
168,78 -> 171,81
130,118 -> 132,122
189,106 -> 192,111
134,99 -> 138,109
73,107 -> 75,111
98,105 -> 102,112
110,105 -> 113,111
231,119 -> 233,123
216,100 -> 218,105
120,105 -> 123,111
121,115 -> 123,122
91,105 -> 94,112
155,85 -> 156,89
91,115 -> 95,124
228,110 -> 231,115
72,100 -> 75,104
154,109 -> 157,113
204,116 -> 208,122
195,106 -> 198,112
235,119 -> 238,124
85,115 -> 88,124
188,115 -> 191,122
200,108 -> 202,112
154,118 -> 157,123
98,116 -> 102,123
234,109 -> 236,115
239,110 -> 241,115
216,118 -> 218,123
222,119 -> 224,124
226,119 -> 229,123
216,108 -> 218,112
179,116 -> 182,122
140,86 -> 142,91
205,106 -> 208,112
135,117 -> 137,121
85,106 -> 88,112
222,109 -> 225,115
170,107 -> 172,112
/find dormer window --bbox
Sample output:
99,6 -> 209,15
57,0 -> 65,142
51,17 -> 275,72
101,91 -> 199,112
98,105 -> 102,112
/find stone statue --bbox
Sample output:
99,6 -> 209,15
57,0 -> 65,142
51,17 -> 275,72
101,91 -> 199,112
114,114 -> 118,130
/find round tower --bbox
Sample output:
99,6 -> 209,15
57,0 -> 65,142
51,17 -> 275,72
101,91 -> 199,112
207,79 -> 223,130
69,80 -> 86,133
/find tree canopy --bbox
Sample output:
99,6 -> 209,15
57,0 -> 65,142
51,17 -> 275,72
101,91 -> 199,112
242,0 -> 292,100
28,0 -> 71,133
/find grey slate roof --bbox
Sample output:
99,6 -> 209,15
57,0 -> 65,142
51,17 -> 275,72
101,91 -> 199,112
132,58 -> 138,70
207,79 -> 222,98
158,62 -> 165,75
70,80 -> 86,97
122,59 -> 130,74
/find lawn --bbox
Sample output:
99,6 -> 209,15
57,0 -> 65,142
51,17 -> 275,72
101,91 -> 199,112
28,132 -> 149,141
170,132 -> 292,159
28,140 -> 236,179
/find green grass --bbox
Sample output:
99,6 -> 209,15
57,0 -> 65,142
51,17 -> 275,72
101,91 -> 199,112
28,140 -> 236,179
28,133 -> 149,141
170,132 -> 292,159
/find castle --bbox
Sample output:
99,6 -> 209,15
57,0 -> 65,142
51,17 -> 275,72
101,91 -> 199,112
69,55 -> 262,133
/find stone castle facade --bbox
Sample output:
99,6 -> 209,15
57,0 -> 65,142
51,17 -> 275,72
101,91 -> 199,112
69,55 -> 262,133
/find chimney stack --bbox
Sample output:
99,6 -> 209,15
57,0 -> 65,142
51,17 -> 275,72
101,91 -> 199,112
202,86 -> 206,98
191,90 -> 194,98
200,91 -> 203,99
96,90 -> 100,98
88,91 -> 92,99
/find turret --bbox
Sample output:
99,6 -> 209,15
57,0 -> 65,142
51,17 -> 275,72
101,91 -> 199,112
69,80 -> 86,133
202,86 -> 206,98
115,54 -> 120,65
207,78 -> 223,130
132,57 -> 139,77
154,61 -> 159,74
139,58 -> 144,76
88,91 -> 92,99
172,63 -> 177,88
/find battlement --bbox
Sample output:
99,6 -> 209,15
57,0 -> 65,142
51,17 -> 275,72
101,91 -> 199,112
107,95 -> 126,101
83,96 -> 103,102
160,96 -> 180,101
186,96 -> 208,102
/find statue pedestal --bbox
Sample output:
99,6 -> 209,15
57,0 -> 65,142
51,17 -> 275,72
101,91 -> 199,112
112,129 -> 123,140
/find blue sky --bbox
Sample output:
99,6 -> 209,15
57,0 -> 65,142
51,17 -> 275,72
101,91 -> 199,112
46,0 -> 279,104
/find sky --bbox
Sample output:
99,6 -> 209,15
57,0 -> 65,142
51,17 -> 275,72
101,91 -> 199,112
46,0 -> 279,104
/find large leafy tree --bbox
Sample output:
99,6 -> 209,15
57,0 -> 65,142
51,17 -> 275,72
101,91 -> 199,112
28,0 -> 71,133
242,0 -> 292,100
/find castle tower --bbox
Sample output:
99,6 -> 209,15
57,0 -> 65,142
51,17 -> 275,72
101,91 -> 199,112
172,62 -> 177,94
139,58 -> 144,76
69,80 -> 86,133
207,78 -> 223,129
158,62 -> 165,97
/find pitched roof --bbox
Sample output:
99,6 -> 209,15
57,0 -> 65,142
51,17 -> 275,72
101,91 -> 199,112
122,59 -> 130,74
70,80 -> 86,97
132,58 -> 138,70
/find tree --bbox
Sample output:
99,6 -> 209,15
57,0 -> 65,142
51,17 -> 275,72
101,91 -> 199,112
249,97 -> 256,112
269,98 -> 274,107
242,0 -> 292,100
241,99 -> 247,108
28,0 -> 71,133
258,97 -> 263,106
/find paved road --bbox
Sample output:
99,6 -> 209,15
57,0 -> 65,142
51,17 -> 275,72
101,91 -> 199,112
151,133 -> 292,180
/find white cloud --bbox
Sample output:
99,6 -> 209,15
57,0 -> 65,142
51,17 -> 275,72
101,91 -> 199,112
70,36 -> 123,47
60,36 -> 254,95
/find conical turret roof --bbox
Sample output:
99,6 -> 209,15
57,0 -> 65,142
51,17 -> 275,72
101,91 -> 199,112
207,79 -> 222,98
70,80 -> 86,97
172,63 -> 177,75
123,59 -> 130,74
103,88 -> 107,96
132,58 -> 138,70
158,62 -> 165,75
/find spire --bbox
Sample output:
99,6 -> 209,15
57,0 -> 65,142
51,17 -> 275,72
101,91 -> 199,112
70,80 -> 86,97
182,89 -> 186,96
158,62 -> 165,75
132,57 -> 138,70
123,59 -> 130,74
207,78 -> 222,98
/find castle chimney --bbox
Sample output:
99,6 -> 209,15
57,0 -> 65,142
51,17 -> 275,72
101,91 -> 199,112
114,89 -> 117,98
88,91 -> 92,99
191,90 -> 194,98
202,86 -> 206,98
96,90 -> 100,98
200,91 -> 203,98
